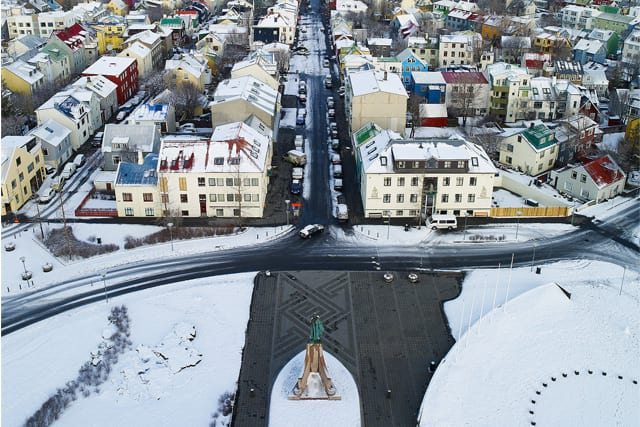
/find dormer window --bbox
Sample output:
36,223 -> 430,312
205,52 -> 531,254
380,156 -> 387,166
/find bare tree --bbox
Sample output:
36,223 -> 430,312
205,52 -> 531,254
449,82 -> 481,127
140,71 -> 166,98
407,93 -> 422,137
273,49 -> 290,75
501,36 -> 531,64
169,81 -> 202,121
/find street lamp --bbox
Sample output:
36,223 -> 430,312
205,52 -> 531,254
19,256 -> 28,275
101,272 -> 109,304
386,212 -> 391,240
463,212 -> 469,241
515,210 -> 523,241
285,200 -> 290,226
167,222 -> 174,251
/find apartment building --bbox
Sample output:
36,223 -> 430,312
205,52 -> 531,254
354,128 -> 496,219
83,56 -> 138,105
438,33 -> 480,68
485,62 -> 533,123
1,136 -> 46,215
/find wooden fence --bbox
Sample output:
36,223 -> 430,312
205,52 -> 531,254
490,206 -> 570,217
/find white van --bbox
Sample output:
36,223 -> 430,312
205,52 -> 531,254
61,163 -> 76,179
285,150 -> 307,166
336,203 -> 348,221
73,154 -> 85,167
429,214 -> 457,230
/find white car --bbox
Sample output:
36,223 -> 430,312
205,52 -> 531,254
299,224 -> 324,239
39,187 -> 55,204
328,108 -> 335,118
338,86 -> 346,97
326,97 -> 335,108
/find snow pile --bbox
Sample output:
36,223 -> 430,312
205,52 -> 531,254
418,283 -> 640,426
269,350 -> 360,427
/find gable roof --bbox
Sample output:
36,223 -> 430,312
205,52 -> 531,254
29,119 -> 71,146
349,69 -> 407,97
583,155 -> 626,188
441,71 -> 488,84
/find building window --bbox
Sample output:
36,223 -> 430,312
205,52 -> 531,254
507,143 -> 514,152
456,177 -> 463,186
455,194 -> 462,202
19,172 -> 24,182
226,178 -> 233,186
397,177 -> 405,186
470,177 -> 477,186
384,177 -> 391,186
410,194 -> 418,203
468,194 -> 475,202
216,208 -> 224,216
580,174 -> 586,183
209,194 -> 217,202
122,192 -> 133,201
396,210 -> 403,216
243,178 -> 251,186
124,207 -> 134,216
198,177 -> 205,186
181,210 -> 189,216
506,156 -> 513,164
411,177 -> 419,186
251,178 -> 259,186
383,194 -> 391,203
581,189 -> 589,198
444,161 -> 452,168
179,177 -> 187,191
443,177 -> 450,186
143,193 -> 153,202
244,194 -> 251,202
441,194 -> 449,203
145,208 -> 154,216
180,194 -> 188,203
209,178 -> 216,186
398,161 -> 405,168
397,194 -> 405,203
571,171 -> 577,179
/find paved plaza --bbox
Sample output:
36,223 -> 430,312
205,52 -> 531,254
232,270 -> 461,427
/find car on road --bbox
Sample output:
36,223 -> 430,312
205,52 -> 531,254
338,86 -> 346,97
299,93 -> 307,104
291,179 -> 302,194
326,97 -> 335,108
92,131 -> 104,147
299,224 -> 324,239
328,108 -> 335,118
38,187 -> 55,204
324,75 -> 332,88
296,110 -> 306,126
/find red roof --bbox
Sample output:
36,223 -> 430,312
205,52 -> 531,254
52,23 -> 87,50
441,72 -> 488,85
583,155 -> 625,188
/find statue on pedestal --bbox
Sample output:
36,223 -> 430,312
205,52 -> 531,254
290,315 -> 339,400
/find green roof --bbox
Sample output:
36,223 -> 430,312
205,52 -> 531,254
42,42 -> 69,61
354,122 -> 381,146
522,125 -> 557,150
161,18 -> 183,25
376,56 -> 398,62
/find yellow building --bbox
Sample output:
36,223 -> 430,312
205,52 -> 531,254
163,53 -> 212,93
2,135 -> 46,216
1,59 -> 45,96
90,21 -> 127,54
104,0 -> 129,17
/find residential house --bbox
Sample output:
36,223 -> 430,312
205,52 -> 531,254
438,33 -> 480,68
118,41 -> 154,78
587,28 -> 618,57
231,55 -> 279,91
554,114 -> 600,165
336,0 -> 367,14
529,77 -> 558,121
354,131 -> 496,219
1,135 -> 45,215
90,17 -> 127,54
164,52 -> 212,93
46,23 -> 94,75
6,34 -> 46,57
58,87 -> 102,137
29,118 -> 73,169
445,9 -> 483,32
195,31 -> 226,61
39,43 -> 72,84
105,0 -> 129,16
210,75 -> 280,130
346,69 -> 408,135
114,153 -> 162,217
367,38 -> 392,57
621,29 -> 640,65
101,124 -> 161,171
532,32 -> 572,57
592,12 -> 636,37
498,123 -> 559,175
521,52 -> 553,77
1,59 -> 45,98
36,93 -> 92,150
410,71 -> 446,103
253,11 -> 295,45
572,39 -> 606,64
372,56 -> 402,76
485,62 -> 533,123
397,48 -> 429,88
157,119 -> 273,218
553,79 -> 583,119
551,60 -> 584,84
582,68 -> 609,98
442,71 -> 490,118
160,16 -> 186,47
6,8 -> 39,39
550,155 -> 626,202
407,36 -> 439,69
128,103 -> 176,133
36,10 -> 76,38
561,5 -> 600,30
123,30 -> 164,72
72,75 -> 118,123
82,56 -> 138,105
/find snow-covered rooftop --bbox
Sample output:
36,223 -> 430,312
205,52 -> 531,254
348,69 -> 407,97
29,119 -> 70,147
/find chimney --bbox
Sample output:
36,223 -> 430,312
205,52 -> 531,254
138,150 -> 144,165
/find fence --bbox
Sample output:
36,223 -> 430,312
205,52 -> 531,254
74,189 -> 118,217
490,206 -> 570,217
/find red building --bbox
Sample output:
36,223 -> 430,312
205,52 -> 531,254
82,57 -> 138,105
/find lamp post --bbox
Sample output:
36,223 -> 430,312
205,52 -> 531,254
101,272 -> 109,304
463,212 -> 469,241
515,210 -> 523,241
167,222 -> 174,251
19,256 -> 28,275
285,200 -> 290,226
387,212 -> 391,240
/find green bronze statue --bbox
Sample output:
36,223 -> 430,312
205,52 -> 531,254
309,315 -> 324,343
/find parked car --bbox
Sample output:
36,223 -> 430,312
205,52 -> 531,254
291,179 -> 302,194
292,167 -> 304,180
116,110 -> 128,122
331,153 -> 341,164
326,97 -> 335,108
92,131 -> 104,147
299,93 -> 307,104
299,224 -> 324,239
73,154 -> 85,167
333,178 -> 343,190
179,123 -> 196,131
61,163 -> 76,179
50,176 -> 65,192
38,187 -> 55,204
323,58 -> 330,68
324,75 -> 332,88
338,86 -> 346,97
328,108 -> 335,118
296,110 -> 306,126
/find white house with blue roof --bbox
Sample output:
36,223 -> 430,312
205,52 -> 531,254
114,153 -> 162,218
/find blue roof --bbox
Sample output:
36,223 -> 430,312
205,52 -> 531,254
115,153 -> 159,185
